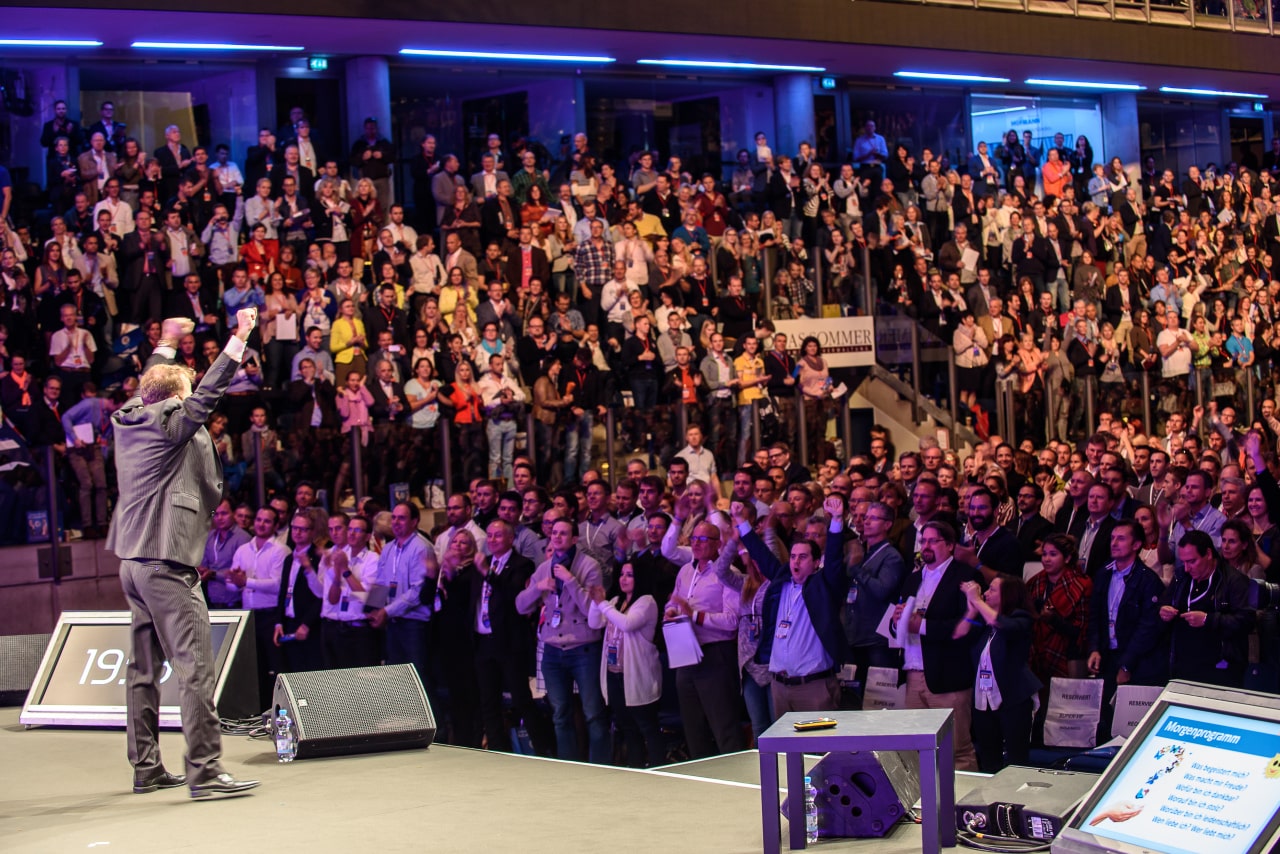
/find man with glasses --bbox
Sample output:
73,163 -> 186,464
768,441 -> 811,487
843,500 -> 907,704
894,521 -> 981,770
273,513 -> 323,673
920,446 -> 945,473
660,519 -> 743,758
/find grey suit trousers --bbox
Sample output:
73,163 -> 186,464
120,558 -> 224,783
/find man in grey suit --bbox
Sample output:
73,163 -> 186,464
107,308 -> 262,799
469,154 -> 510,201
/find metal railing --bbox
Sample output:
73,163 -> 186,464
860,0 -> 1276,36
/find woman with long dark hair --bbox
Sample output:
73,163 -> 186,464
588,560 -> 663,767
1026,533 -> 1092,691
796,335 -> 832,465
953,573 -> 1040,772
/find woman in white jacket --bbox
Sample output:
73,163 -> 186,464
953,311 -> 990,411
588,562 -> 664,768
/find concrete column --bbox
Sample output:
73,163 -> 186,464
773,73 -> 816,161
344,56 -> 391,152
1101,92 -> 1141,186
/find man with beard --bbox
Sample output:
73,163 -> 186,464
955,487 -> 1026,584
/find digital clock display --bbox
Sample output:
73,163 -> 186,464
37,623 -> 231,708
22,610 -> 257,728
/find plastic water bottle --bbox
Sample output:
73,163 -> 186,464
275,709 -> 297,763
805,775 -> 820,842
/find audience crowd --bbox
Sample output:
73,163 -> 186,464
2,96 -> 1280,771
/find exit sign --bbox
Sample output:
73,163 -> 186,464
308,56 -> 328,71
820,77 -> 837,90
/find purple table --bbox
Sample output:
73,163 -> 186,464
757,709 -> 957,853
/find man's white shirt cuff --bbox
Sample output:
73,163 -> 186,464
224,336 -> 247,362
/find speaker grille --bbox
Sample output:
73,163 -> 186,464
275,664 -> 436,758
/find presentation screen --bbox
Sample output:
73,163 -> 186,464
1077,703 -> 1280,854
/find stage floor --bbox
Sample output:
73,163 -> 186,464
0,708 -> 968,853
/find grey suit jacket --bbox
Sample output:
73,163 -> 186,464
470,170 -> 510,200
106,348 -> 239,568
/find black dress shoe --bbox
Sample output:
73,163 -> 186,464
189,773 -> 261,799
133,769 -> 187,794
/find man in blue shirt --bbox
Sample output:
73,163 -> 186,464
222,266 -> 266,332
61,383 -> 124,538
1147,268 -> 1181,317
369,502 -> 434,689
1225,315 -> 1255,380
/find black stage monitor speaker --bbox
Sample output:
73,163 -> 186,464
782,751 -> 921,839
272,664 -> 436,759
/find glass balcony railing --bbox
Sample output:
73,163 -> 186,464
862,0 -> 1275,37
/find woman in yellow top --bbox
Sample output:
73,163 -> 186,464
437,265 -> 478,324
329,297 -> 369,387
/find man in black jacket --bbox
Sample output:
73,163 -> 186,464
842,499 -> 907,702
273,513 -> 324,673
1164,531 -> 1254,688
1087,519 -> 1167,741
117,208 -> 169,326
955,487 -> 1026,584
1080,483 -> 1120,578
1006,482 -> 1053,558
470,519 -> 551,754
895,520 -> 980,770
165,273 -> 221,339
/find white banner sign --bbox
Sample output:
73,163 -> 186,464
773,316 -> 876,368
862,666 -> 907,711
1110,685 -> 1163,739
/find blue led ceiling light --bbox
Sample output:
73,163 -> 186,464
894,71 -> 1010,84
1159,86 -> 1268,99
0,38 -> 103,47
1025,78 -> 1144,91
400,48 -> 615,63
971,106 -> 1028,117
638,59 -> 826,72
132,41 -> 305,51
